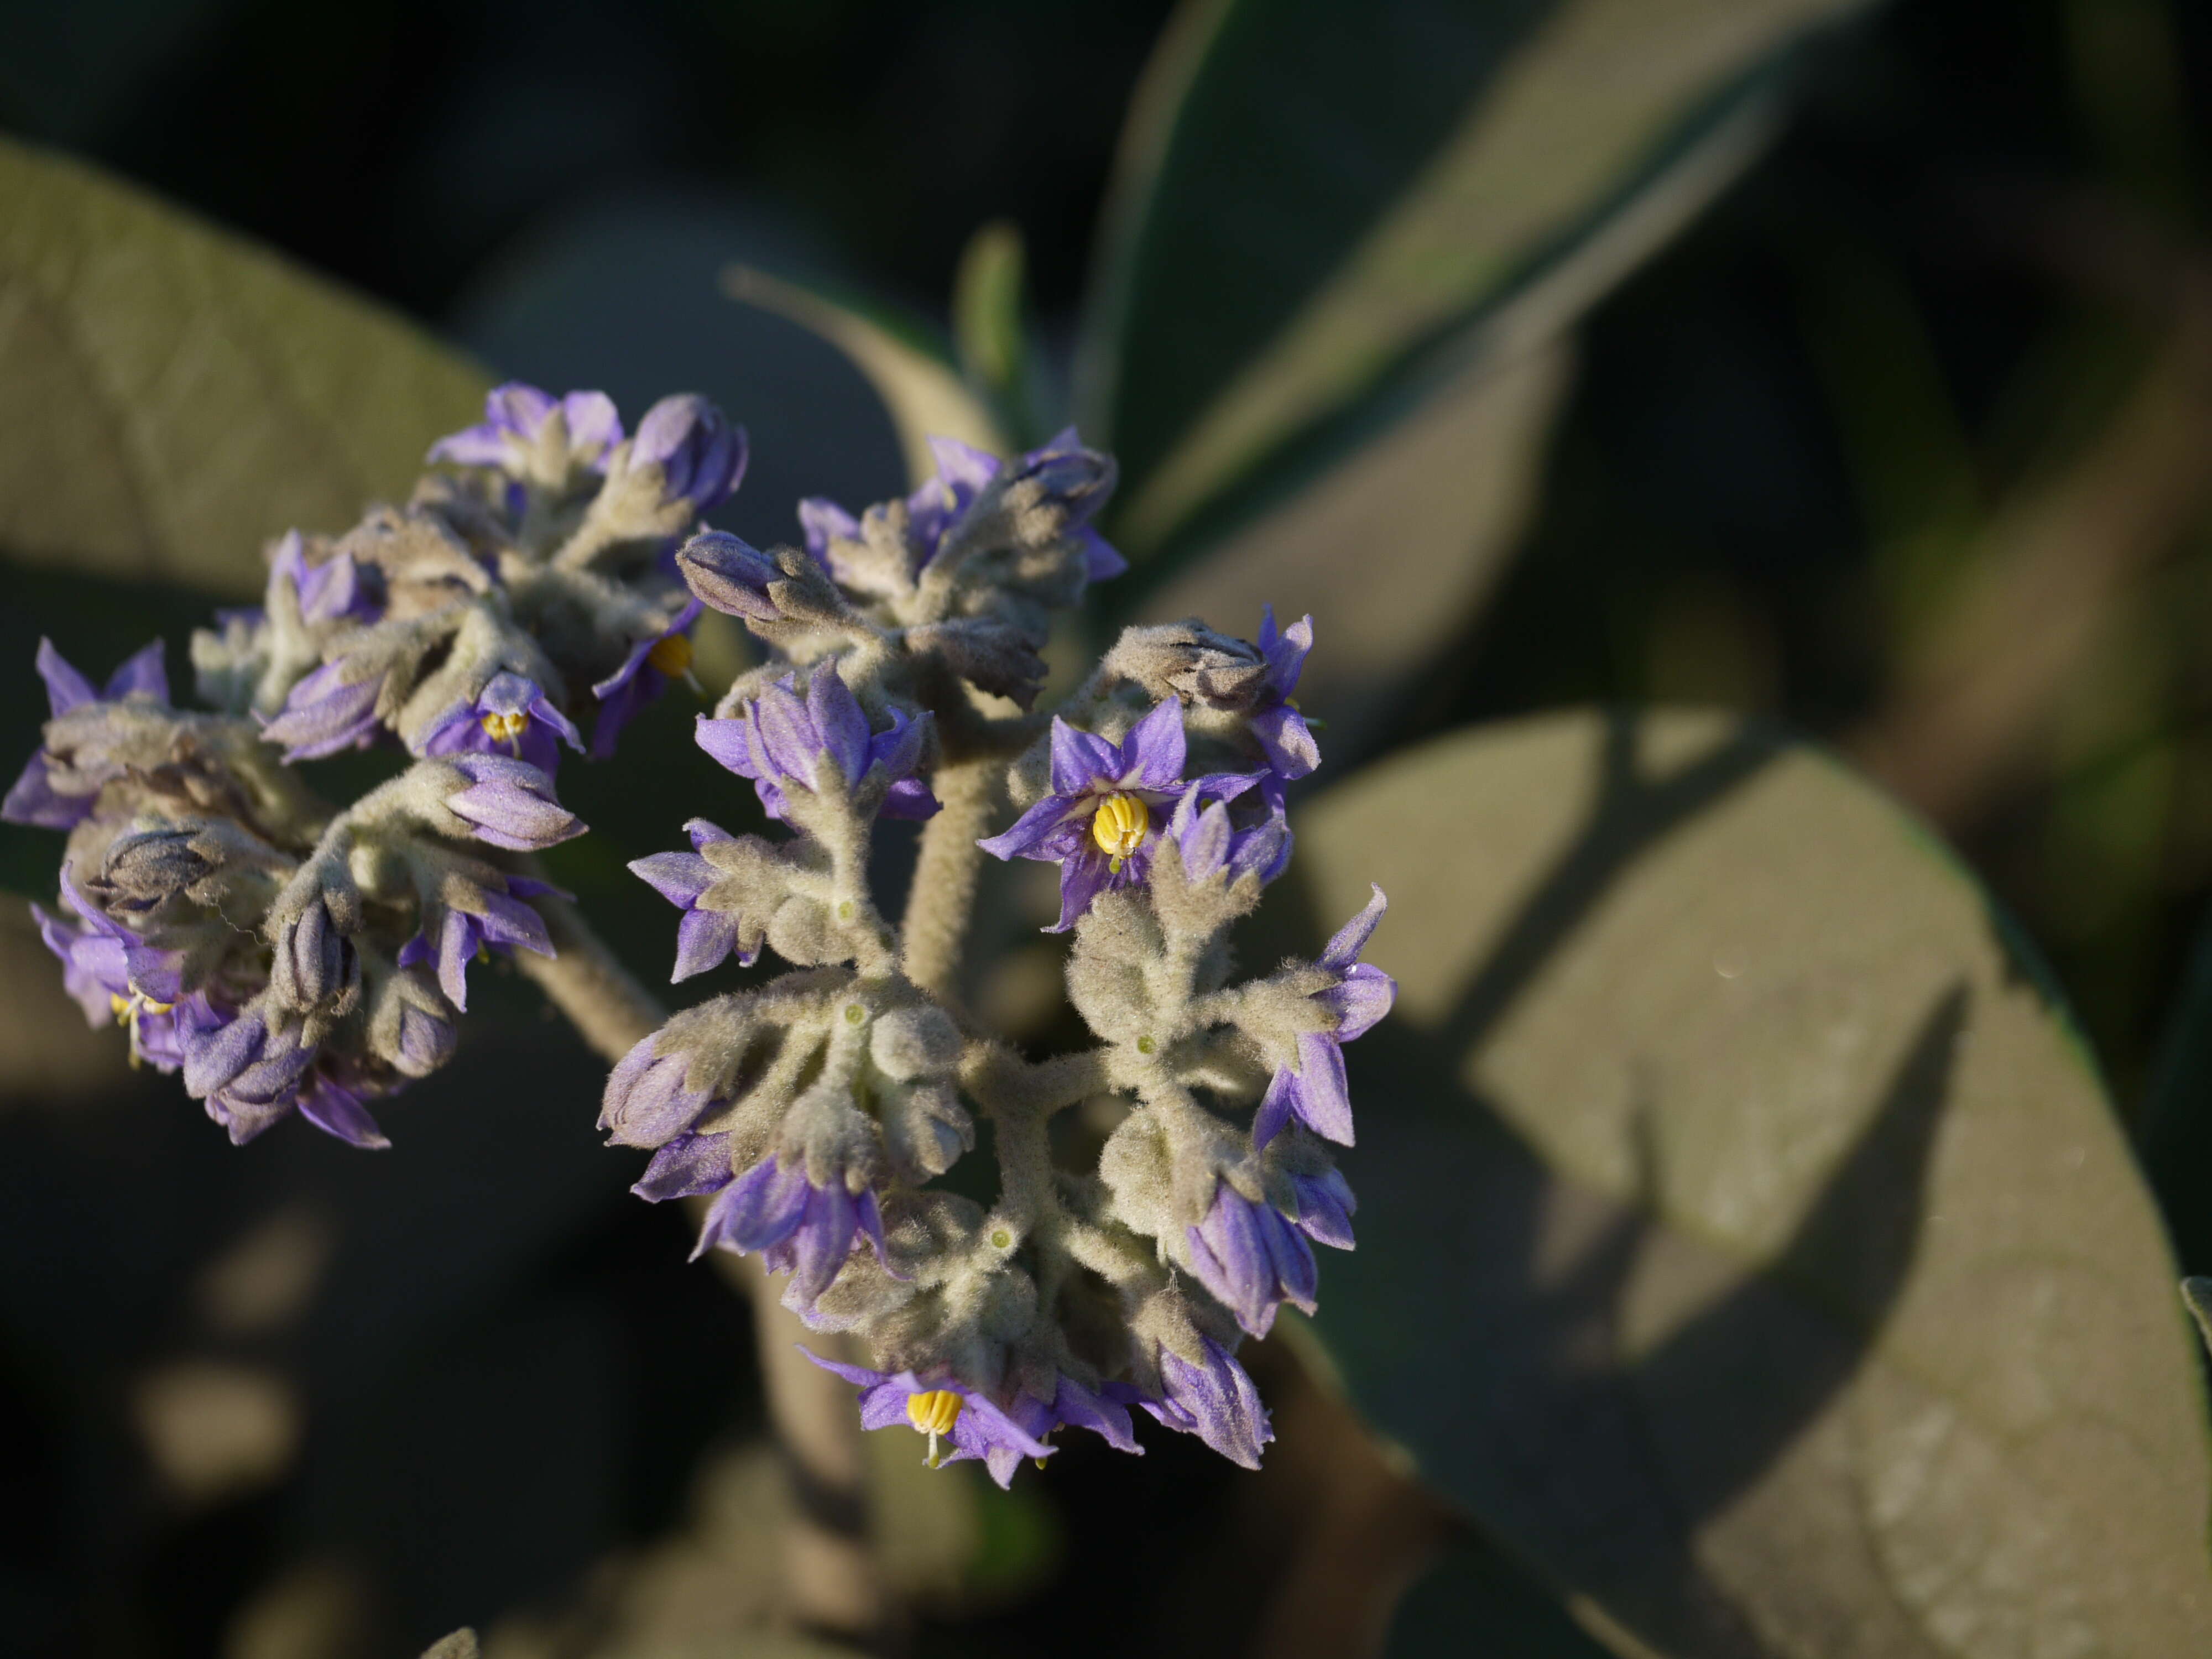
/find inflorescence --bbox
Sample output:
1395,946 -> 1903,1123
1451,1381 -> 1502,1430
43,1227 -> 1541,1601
6,383 -> 1394,1481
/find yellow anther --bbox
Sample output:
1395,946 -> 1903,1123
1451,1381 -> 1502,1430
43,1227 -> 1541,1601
646,633 -> 694,677
109,993 -> 132,1024
479,709 -> 529,744
140,997 -> 174,1015
1091,791 -> 1148,872
906,1389 -> 963,1466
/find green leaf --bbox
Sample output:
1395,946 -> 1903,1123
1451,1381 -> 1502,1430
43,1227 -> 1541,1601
953,219 -> 1038,445
724,263 -> 1010,489
0,136 -> 489,596
1291,709 -> 2212,1657
1082,0 -> 1870,561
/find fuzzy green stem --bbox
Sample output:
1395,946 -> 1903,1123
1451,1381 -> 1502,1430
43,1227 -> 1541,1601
900,756 -> 1000,1005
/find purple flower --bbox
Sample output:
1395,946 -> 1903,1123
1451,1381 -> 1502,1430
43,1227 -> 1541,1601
590,599 -> 702,760
440,754 -> 586,851
1253,886 -> 1395,1149
4,638 -> 169,829
1164,771 -> 1292,887
1185,1181 -> 1319,1338
630,1130 -> 736,1202
692,1153 -> 891,1310
260,660 -> 385,760
628,394 -> 747,514
797,427 -> 1124,582
676,531 -> 781,622
414,671 -> 583,778
1140,1337 -> 1274,1470
695,670 -> 938,825
599,1035 -> 717,1150
984,1374 -> 1145,1488
395,877 -> 562,1011
428,383 -> 624,472
32,867 -> 192,1069
272,531 -> 379,626
629,818 -> 758,982
181,1006 -> 315,1146
801,1354 -> 1056,1484
977,700 -> 1212,931
1248,608 -> 1319,779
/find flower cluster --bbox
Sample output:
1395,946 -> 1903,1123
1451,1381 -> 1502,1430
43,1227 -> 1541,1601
615,431 -> 1394,1480
5,640 -> 582,1145
193,382 -> 745,769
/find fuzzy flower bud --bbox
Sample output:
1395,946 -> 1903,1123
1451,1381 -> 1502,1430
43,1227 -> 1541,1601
439,754 -> 586,851
627,394 -> 748,515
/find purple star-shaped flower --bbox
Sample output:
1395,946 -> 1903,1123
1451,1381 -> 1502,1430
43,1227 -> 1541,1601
589,598 -> 701,760
1252,886 -> 1395,1149
692,1154 -> 892,1311
3,638 -> 168,829
1184,1167 -> 1357,1338
629,817 -> 759,982
977,700 -> 1210,931
440,754 -> 586,851
801,1353 -> 1057,1485
1140,1337 -> 1274,1469
394,876 -> 564,1011
797,427 -> 1125,583
1248,607 -> 1319,780
695,670 -> 938,825
260,660 -> 387,761
1164,770 -> 1292,887
414,671 -> 584,778
427,383 -> 624,473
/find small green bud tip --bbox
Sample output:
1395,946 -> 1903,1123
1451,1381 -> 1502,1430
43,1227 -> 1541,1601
844,1003 -> 865,1025
1136,1035 -> 1156,1055
837,900 -> 854,920
990,1228 -> 1013,1249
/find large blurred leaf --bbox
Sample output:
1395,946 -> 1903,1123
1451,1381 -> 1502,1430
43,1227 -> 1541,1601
2142,910 -> 2212,1275
0,137 -> 488,594
1292,709 -> 2212,1657
723,264 -> 1009,489
1082,0 -> 1869,564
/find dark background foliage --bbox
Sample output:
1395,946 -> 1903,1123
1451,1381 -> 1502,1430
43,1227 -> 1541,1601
3,0 -> 2211,1654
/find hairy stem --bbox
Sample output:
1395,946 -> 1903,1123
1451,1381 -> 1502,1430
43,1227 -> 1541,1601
900,756 -> 1000,1005
517,889 -> 886,1643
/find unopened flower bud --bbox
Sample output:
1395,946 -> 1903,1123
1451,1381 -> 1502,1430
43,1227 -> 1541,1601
679,530 -> 783,621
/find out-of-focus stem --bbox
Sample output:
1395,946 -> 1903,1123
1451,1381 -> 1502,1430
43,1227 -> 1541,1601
517,889 -> 886,1645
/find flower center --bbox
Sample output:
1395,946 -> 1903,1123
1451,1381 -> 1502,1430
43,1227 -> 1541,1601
480,709 -> 530,744
1091,792 -> 1148,870
906,1388 -> 963,1465
646,633 -> 693,676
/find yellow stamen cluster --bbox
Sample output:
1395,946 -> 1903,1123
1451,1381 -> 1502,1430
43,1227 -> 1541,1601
645,633 -> 694,677
1091,791 -> 1149,872
109,990 -> 175,1070
480,708 -> 530,744
906,1389 -> 963,1466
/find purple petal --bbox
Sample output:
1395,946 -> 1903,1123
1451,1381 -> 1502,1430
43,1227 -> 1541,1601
1144,1339 -> 1272,1470
1117,700 -> 1187,792
296,1077 -> 391,1150
797,498 -> 859,561
751,680 -> 822,785
694,716 -> 758,778
3,755 -> 89,830
1259,608 -> 1313,698
1078,526 -> 1128,581
102,639 -> 169,703
1048,717 -> 1120,796
1288,1031 -> 1353,1146
633,1131 -> 735,1202
806,669 -> 870,787
1048,848 -> 1117,933
559,390 -> 624,462
674,908 -> 742,981
630,850 -> 718,909
1318,885 -> 1387,972
880,778 -> 943,821
1290,1168 -> 1357,1250
1253,1065 -> 1300,1151
977,792 -> 1080,862
34,639 -> 98,717
927,435 -> 1003,498
1249,704 -> 1320,780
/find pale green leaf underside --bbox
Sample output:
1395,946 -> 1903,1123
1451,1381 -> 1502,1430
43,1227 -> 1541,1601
1090,0 -> 1869,558
0,137 -> 489,596
723,264 -> 1010,490
1295,709 -> 2212,1657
